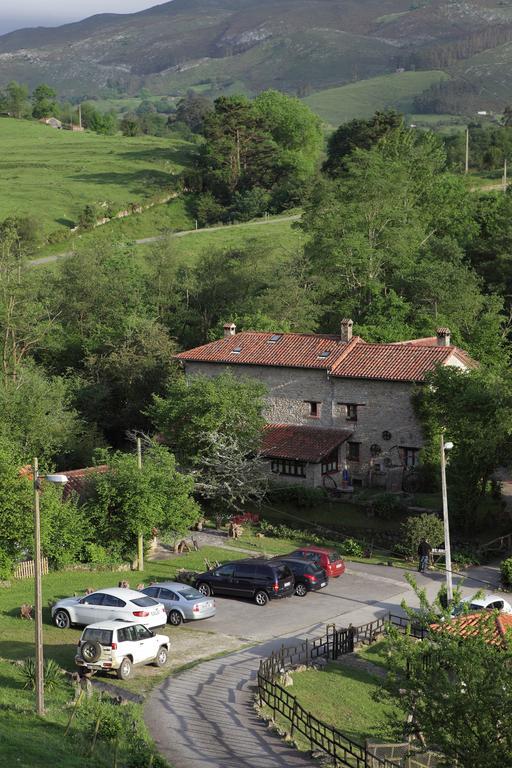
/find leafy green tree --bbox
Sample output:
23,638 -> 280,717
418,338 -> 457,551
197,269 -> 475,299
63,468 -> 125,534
175,90 -> 213,133
120,114 -> 141,136
384,612 -> 512,768
150,372 -> 266,467
87,446 -> 199,559
323,110 -> 403,177
31,84 -> 58,119
5,81 -> 29,119
413,366 -> 512,530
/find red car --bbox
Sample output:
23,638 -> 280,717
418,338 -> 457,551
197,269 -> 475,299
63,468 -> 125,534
288,546 -> 346,578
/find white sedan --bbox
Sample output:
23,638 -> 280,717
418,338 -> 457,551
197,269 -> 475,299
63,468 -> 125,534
52,587 -> 166,629
452,594 -> 512,617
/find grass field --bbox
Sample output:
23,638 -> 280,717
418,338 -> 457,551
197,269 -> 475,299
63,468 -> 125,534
303,71 -> 450,126
0,118 -> 194,233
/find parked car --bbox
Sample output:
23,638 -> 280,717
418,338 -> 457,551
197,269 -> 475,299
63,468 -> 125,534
287,546 -> 346,578
75,620 -> 169,680
51,587 -> 167,630
195,558 -> 295,606
451,594 -> 512,617
142,581 -> 216,626
271,557 -> 328,596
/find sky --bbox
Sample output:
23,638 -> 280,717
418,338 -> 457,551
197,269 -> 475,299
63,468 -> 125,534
0,1 -> 167,34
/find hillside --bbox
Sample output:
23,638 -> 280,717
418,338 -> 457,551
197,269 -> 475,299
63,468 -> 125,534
0,118 -> 193,233
1,0 -> 512,108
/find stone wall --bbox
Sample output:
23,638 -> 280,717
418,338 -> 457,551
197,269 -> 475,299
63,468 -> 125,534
182,361 -> 423,488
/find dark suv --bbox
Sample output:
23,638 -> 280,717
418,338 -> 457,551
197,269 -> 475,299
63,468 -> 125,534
272,557 -> 328,597
195,559 -> 295,606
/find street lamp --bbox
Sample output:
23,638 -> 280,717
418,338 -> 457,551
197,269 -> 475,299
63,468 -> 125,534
440,437 -> 454,603
32,458 -> 68,716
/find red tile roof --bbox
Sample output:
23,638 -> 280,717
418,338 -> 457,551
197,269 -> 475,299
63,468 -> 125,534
176,331 -> 475,382
62,465 -> 109,498
431,612 -> 512,647
176,332 -> 359,370
261,424 -> 352,463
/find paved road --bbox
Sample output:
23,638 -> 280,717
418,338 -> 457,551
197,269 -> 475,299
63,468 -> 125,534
29,214 -> 301,267
145,561 -> 494,768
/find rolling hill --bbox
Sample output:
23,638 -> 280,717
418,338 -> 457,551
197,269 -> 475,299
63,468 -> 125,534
1,0 -> 512,110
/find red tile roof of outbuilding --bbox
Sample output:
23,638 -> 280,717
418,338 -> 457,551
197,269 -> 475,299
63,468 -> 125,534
62,465 -> 109,498
430,612 -> 512,648
176,331 -> 475,382
261,424 -> 352,463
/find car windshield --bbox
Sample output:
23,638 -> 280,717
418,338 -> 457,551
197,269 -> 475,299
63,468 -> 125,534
177,588 -> 202,601
131,596 -> 158,607
82,628 -> 112,645
328,552 -> 341,563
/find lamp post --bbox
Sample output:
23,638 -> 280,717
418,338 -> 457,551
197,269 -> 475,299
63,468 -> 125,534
32,459 -> 68,716
439,436 -> 454,603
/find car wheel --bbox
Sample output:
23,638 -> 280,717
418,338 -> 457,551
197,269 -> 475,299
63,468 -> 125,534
154,646 -> 168,667
117,657 -> 132,680
168,610 -> 183,626
254,590 -> 269,606
197,583 -> 212,597
53,609 -> 71,629
295,583 -> 308,597
81,641 -> 102,664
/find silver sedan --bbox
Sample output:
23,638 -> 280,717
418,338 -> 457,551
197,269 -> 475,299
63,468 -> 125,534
142,581 -> 216,626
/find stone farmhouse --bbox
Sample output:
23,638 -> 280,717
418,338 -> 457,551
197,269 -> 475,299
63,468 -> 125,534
176,320 -> 475,491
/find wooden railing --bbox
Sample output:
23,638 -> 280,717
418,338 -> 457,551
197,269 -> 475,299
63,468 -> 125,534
14,558 -> 49,580
478,532 -> 512,557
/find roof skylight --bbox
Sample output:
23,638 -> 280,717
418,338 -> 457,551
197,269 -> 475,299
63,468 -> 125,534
268,334 -> 283,343
231,347 -> 242,354
318,350 -> 331,358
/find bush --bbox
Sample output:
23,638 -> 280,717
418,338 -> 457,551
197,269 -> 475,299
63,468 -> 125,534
452,548 -> 481,569
83,543 -> 118,567
19,657 -> 63,692
400,513 -> 445,559
267,485 -> 327,508
339,537 -> 364,557
0,551 -> 13,580
371,493 -> 407,520
501,556 -> 512,587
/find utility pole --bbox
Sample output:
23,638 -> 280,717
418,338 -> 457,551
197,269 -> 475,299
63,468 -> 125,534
33,458 -> 44,717
465,127 -> 469,174
137,437 -> 144,571
78,103 -> 82,130
440,435 -> 453,603
503,158 -> 508,191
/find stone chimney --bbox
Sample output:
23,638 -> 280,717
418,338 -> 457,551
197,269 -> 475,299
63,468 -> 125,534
340,318 -> 353,343
436,327 -> 451,347
223,322 -> 236,338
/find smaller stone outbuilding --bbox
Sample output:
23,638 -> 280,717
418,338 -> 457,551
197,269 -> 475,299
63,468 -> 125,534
40,117 -> 62,129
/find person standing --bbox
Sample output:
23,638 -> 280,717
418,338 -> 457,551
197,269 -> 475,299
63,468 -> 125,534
418,538 -> 432,573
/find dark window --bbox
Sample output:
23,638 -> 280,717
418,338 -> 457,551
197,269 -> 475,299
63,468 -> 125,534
81,593 -> 105,606
234,563 -> 257,578
271,459 -> 306,477
117,627 -> 131,643
370,444 -> 382,457
321,448 -> 338,475
274,565 -> 292,580
347,442 -> 360,462
215,564 -> 235,578
102,594 -> 126,608
305,401 -> 320,418
82,628 -> 112,645
399,447 -> 419,467
177,588 -> 201,601
160,589 -> 178,600
327,551 -> 341,563
143,587 -> 160,598
382,431 -> 392,441
133,624 -> 153,640
131,596 -> 158,607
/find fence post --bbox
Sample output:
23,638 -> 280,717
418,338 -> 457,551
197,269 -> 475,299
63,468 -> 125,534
290,698 -> 297,737
308,712 -> 313,751
305,638 -> 309,667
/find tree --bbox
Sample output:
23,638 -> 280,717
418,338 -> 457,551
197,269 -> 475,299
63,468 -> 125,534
32,84 -> 57,119
385,612 -> 512,768
413,366 -> 512,529
194,431 -> 268,522
175,91 -> 213,133
86,446 -> 199,559
323,110 -> 403,177
5,81 -> 29,119
149,372 -> 266,467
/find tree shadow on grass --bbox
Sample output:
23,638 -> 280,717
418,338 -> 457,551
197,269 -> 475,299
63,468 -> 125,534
69,169 -> 174,195
120,146 -> 195,167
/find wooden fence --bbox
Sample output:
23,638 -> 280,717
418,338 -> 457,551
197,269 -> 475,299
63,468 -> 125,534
257,613 -> 430,768
14,558 -> 49,580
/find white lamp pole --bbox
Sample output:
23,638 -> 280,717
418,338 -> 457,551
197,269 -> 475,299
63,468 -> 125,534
32,461 -> 68,716
440,436 -> 454,603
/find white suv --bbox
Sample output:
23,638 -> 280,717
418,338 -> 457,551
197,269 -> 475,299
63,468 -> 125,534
75,620 -> 169,680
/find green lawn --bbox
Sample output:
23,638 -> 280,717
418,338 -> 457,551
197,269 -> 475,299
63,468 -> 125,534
268,662 -> 402,747
256,499 -> 402,533
0,117 -> 194,234
303,71 -> 450,126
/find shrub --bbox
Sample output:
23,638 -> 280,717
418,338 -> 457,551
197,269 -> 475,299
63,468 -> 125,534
339,537 -> 364,557
452,548 -> 481,569
83,543 -> 118,567
501,556 -> 512,587
371,493 -> 407,520
19,657 -> 64,692
400,513 -> 445,559
79,697 -> 135,742
0,551 -> 13,580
